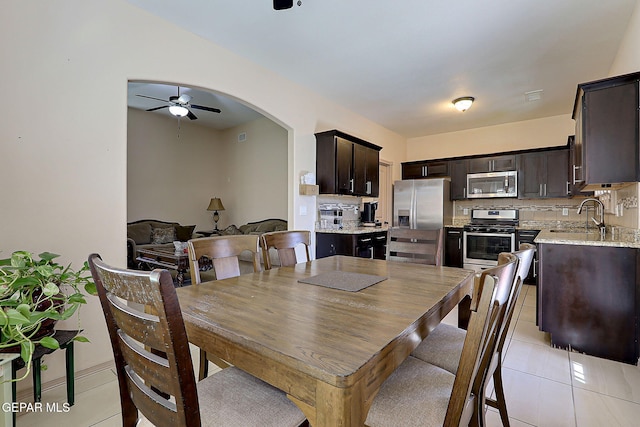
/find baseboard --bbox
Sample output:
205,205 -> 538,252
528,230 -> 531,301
16,360 -> 116,403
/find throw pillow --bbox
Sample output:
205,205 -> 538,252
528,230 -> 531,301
151,226 -> 176,244
220,225 -> 242,235
127,223 -> 153,245
175,225 -> 196,241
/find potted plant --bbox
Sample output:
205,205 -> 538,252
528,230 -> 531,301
0,250 -> 96,380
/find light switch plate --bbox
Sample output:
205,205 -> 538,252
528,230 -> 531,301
562,208 -> 569,216
299,205 -> 307,216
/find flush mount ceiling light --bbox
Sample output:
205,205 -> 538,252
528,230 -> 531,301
452,96 -> 475,112
168,105 -> 189,117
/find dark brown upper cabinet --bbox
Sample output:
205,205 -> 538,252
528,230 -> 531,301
402,160 -> 449,179
468,154 -> 517,173
517,149 -> 570,199
573,72 -> 640,191
316,130 -> 381,197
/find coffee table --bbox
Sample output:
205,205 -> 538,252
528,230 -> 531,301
136,246 -> 190,286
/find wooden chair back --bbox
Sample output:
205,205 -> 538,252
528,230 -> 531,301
259,230 -> 311,270
88,254 -> 200,427
445,254 -> 518,426
386,228 -> 444,266
187,235 -> 261,283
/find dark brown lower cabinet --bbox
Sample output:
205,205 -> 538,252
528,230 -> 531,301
316,231 -> 387,260
538,243 -> 639,364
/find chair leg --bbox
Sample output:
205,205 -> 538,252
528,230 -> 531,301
199,349 -> 209,381
487,360 -> 510,427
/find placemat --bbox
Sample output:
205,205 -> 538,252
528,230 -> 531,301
298,271 -> 387,292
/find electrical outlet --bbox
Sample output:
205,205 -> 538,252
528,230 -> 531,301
299,205 -> 307,216
562,208 -> 569,216
463,208 -> 469,215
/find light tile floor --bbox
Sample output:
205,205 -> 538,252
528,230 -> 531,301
15,285 -> 640,426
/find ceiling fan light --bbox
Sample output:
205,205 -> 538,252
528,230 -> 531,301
169,105 -> 189,117
453,97 -> 474,112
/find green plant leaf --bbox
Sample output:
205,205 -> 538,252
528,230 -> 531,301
20,340 -> 34,364
67,293 -> 86,304
42,282 -> 59,297
60,304 -> 79,320
84,282 -> 97,296
16,303 -> 31,318
38,336 -> 59,350
73,335 -> 90,343
38,252 -> 60,263
5,308 -> 30,325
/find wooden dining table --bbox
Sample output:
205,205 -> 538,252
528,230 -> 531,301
176,255 -> 474,427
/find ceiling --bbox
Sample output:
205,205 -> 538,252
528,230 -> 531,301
126,0 -> 637,138
128,82 -> 263,130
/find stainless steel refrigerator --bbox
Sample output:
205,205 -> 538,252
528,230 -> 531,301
393,178 -> 452,229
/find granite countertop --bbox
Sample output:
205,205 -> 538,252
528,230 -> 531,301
315,225 -> 390,235
535,229 -> 640,248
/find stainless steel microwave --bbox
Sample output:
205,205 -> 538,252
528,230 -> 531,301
466,171 -> 517,198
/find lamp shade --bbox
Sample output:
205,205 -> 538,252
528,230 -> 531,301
169,105 -> 189,117
452,96 -> 474,112
207,198 -> 225,211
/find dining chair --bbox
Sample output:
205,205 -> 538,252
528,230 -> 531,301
187,235 -> 262,378
87,254 -> 306,427
259,230 -> 311,270
365,255 -> 519,427
386,227 -> 444,266
411,243 -> 535,426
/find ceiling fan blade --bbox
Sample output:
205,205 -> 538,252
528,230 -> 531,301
146,105 -> 169,112
177,94 -> 192,104
191,104 -> 221,114
136,94 -> 169,103
187,110 -> 198,120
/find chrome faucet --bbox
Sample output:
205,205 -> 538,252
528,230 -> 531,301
577,198 -> 606,237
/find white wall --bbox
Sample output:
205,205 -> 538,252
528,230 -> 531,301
218,117 -> 288,227
407,114 -> 575,161
0,0 -> 406,385
127,108 -> 224,229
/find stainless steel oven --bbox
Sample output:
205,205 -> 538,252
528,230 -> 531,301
463,209 -> 518,271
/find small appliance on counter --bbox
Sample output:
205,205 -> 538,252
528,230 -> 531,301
361,202 -> 378,226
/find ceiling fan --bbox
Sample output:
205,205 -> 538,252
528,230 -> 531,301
136,87 -> 221,120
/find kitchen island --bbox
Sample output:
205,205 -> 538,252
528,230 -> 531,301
535,229 -> 639,364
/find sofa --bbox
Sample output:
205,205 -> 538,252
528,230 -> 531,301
126,219 -> 199,268
126,218 -> 288,277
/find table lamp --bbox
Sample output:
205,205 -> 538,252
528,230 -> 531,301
207,197 -> 225,230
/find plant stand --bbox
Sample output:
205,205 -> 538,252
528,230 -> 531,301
11,330 -> 79,425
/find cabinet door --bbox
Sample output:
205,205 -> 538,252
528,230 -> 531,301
336,137 -> 353,194
538,244 -> 638,364
545,149 -> 570,197
469,154 -> 516,173
353,143 -> 367,195
491,154 -> 517,171
315,234 -> 338,259
449,159 -> 468,200
583,81 -> 639,185
402,162 -> 428,179
518,152 -> 546,198
444,228 -> 463,267
365,147 -> 379,196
